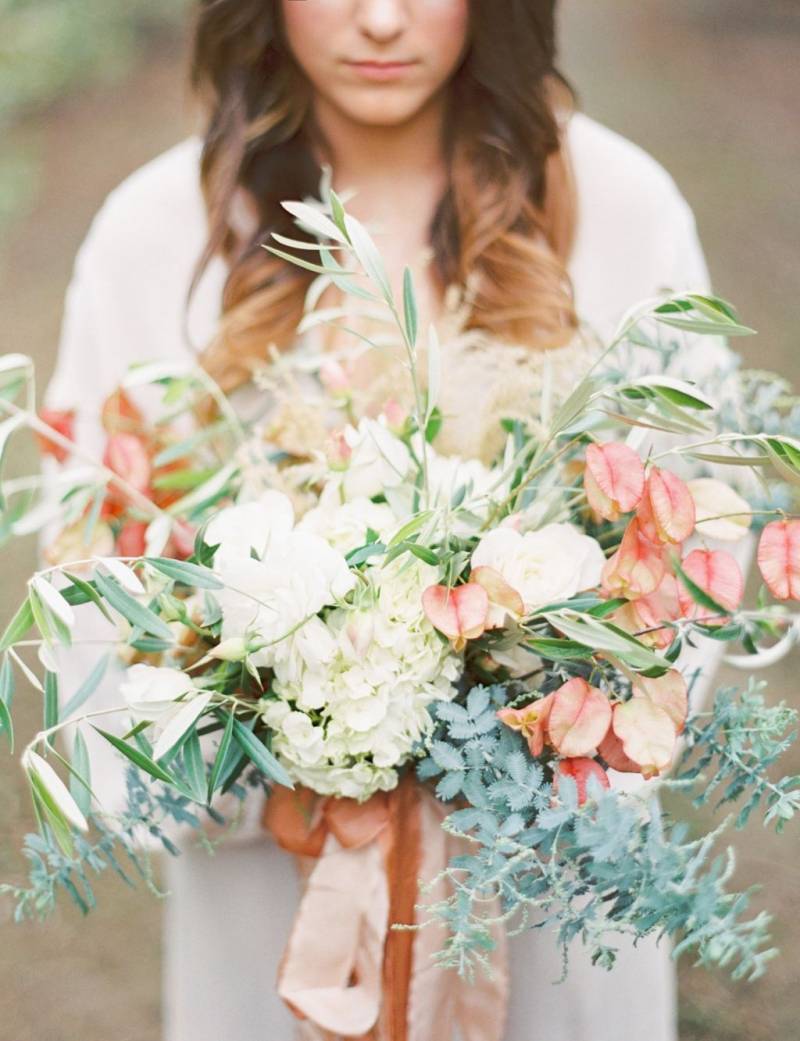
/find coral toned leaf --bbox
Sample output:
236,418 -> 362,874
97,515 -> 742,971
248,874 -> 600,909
103,433 -> 151,494
634,670 -> 688,733
101,387 -> 145,435
422,583 -> 489,649
35,408 -> 75,464
497,693 -> 554,757
602,517 -> 666,599
612,698 -> 677,777
584,442 -> 645,521
117,522 -> 148,557
678,548 -> 745,622
548,677 -> 613,757
639,467 -> 696,544
554,757 -> 610,805
757,520 -> 800,601
471,565 -> 524,620
613,573 -> 682,649
597,728 -> 641,773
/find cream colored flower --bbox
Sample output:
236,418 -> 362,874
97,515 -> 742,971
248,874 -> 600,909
471,523 -> 605,622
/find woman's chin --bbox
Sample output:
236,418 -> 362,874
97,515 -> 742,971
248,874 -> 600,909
323,88 -> 435,130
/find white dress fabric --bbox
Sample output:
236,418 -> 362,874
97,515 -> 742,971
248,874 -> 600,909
44,111 -> 733,1041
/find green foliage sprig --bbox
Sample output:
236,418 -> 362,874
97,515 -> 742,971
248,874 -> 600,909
676,679 -> 800,830
416,679 -> 796,981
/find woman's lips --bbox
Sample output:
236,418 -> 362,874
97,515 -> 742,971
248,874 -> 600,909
345,61 -> 417,81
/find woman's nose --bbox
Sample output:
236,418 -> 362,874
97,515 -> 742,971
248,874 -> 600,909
355,0 -> 410,42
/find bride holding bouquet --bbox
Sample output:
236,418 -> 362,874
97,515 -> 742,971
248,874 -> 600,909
36,2 -> 774,1039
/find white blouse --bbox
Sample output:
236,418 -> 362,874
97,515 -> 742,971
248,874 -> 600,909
41,111 -> 733,1041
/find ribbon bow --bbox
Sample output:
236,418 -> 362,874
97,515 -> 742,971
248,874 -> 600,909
263,775 -> 509,1041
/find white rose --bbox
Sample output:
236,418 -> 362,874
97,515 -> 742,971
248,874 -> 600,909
214,531 -> 355,664
205,490 -> 295,569
120,663 -> 195,722
471,523 -> 605,621
341,417 -> 411,500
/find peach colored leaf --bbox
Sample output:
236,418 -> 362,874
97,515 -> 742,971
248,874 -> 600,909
634,670 -> 688,733
597,728 -> 641,773
678,547 -> 744,621
422,583 -> 488,647
640,467 -> 695,544
602,517 -> 666,599
612,698 -> 677,777
554,757 -> 610,805
614,573 -> 682,649
471,565 -> 524,619
757,519 -> 800,601
584,442 -> 645,520
548,677 -> 612,757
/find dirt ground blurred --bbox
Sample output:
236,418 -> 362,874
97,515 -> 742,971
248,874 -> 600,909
1,3 -> 797,1039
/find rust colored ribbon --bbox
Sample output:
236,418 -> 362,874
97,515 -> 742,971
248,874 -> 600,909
263,776 -> 509,1041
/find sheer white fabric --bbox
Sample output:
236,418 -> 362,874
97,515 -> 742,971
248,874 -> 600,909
44,112 -> 734,1041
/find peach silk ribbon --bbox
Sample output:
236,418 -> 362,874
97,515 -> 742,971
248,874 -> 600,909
262,775 -> 509,1041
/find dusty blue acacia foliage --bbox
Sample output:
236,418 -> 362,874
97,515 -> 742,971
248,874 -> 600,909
416,680 -> 797,981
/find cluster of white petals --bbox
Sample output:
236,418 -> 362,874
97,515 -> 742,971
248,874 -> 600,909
262,556 -> 461,800
207,490 -> 356,667
340,416 -> 412,500
297,481 -> 397,554
206,489 -> 460,800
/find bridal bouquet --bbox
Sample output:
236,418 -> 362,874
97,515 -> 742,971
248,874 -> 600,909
1,184 -> 798,1018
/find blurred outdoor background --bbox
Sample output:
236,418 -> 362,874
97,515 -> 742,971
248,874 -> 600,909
1,1 -> 798,1038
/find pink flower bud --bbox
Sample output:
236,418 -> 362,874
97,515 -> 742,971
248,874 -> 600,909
320,359 -> 351,397
325,430 -> 353,470
103,433 -> 151,494
36,408 -> 75,464
381,398 -> 408,434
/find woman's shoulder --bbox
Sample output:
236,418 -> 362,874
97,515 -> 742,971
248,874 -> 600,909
80,135 -> 207,265
564,111 -> 692,220
563,112 -> 709,334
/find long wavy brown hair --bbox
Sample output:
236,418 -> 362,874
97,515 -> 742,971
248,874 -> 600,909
188,0 -> 580,393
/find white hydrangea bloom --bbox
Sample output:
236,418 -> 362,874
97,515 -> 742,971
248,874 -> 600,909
264,557 -> 462,801
297,481 -> 398,554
